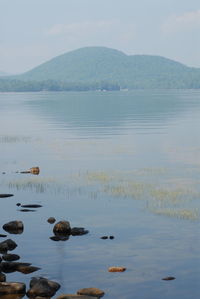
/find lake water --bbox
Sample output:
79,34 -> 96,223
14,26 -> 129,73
0,90 -> 200,298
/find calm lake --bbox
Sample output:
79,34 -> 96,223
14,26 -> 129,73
0,90 -> 200,298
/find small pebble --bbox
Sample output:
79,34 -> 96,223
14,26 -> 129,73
108,266 -> 126,272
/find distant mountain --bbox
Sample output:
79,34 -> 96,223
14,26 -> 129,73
1,47 -> 200,90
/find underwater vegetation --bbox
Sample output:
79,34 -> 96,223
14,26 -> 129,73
3,167 -> 200,221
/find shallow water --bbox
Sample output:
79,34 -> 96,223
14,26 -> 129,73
0,90 -> 200,298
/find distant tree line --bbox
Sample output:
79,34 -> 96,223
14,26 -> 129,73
1,76 -> 200,92
0,79 -> 121,92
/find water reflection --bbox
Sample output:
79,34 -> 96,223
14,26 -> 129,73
24,90 -> 200,136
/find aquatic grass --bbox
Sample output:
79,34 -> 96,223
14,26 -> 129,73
150,189 -> 187,202
7,177 -> 57,193
150,208 -> 199,220
81,169 -> 200,220
103,181 -> 153,200
6,175 -> 90,197
86,172 -> 114,184
133,168 -> 168,176
5,168 -> 200,220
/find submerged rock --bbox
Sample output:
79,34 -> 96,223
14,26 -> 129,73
19,209 -> 35,212
77,288 -> 105,298
162,276 -> 175,281
3,221 -> 24,234
0,239 -> 17,254
0,194 -> 14,198
51,221 -> 89,241
21,204 -> 42,208
0,262 -> 31,273
100,235 -> 114,240
2,254 -> 20,262
27,277 -> 60,298
47,217 -> 56,224
0,282 -> 26,295
71,227 -> 89,236
0,262 -> 19,273
16,265 -> 40,274
53,221 -> 71,235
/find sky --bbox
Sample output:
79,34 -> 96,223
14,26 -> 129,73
0,0 -> 200,73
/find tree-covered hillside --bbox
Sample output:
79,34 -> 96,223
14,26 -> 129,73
1,47 -> 200,91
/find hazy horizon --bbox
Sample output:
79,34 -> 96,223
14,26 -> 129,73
1,0 -> 200,73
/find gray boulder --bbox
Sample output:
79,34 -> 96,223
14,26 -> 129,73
3,221 -> 24,234
0,239 -> 17,254
27,277 -> 60,298
53,221 -> 71,235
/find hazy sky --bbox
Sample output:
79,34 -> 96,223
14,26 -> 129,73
1,0 -> 200,73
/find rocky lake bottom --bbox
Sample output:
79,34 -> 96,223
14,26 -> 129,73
0,90 -> 200,298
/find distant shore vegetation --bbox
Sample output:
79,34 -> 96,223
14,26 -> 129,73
0,79 -> 121,92
0,77 -> 200,92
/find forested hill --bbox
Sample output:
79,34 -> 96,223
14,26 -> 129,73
1,47 -> 200,91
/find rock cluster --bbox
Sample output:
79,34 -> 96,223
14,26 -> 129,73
1,165 -> 178,298
0,216 -> 92,298
50,220 -> 89,241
